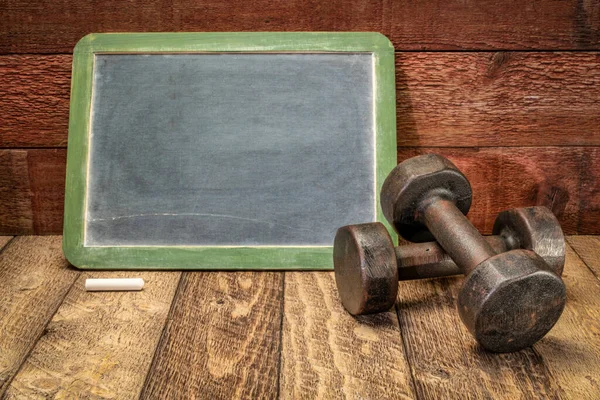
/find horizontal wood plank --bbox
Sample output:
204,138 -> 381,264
280,271 -> 415,399
397,52 -> 600,147
567,236 -> 600,278
27,150 -> 67,234
398,147 -> 600,235
0,236 -> 79,396
533,244 -> 600,399
396,274 -> 561,398
0,0 -> 382,54
0,150 -> 33,233
0,149 -> 66,235
1,1 -> 599,53
0,55 -> 71,147
141,272 -> 283,400
5,270 -> 181,399
2,53 -> 599,148
2,147 -> 600,235
385,0 -> 600,50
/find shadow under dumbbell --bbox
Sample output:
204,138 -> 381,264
393,277 -> 462,313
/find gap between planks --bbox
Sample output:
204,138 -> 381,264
1,237 -> 599,399
0,236 -> 80,396
393,241 -> 600,399
567,236 -> 600,281
1,236 -> 181,399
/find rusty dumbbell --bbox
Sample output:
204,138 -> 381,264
334,154 -> 566,352
335,206 -> 565,314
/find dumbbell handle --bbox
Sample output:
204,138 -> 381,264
395,236 -> 508,280
421,197 -> 496,275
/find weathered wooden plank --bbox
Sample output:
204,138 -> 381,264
280,271 -> 415,399
0,150 -> 33,234
0,0 -> 382,54
0,236 -> 13,249
567,236 -> 600,278
533,244 -> 600,399
0,55 -> 71,147
5,270 -> 181,399
396,52 -> 600,147
398,147 -> 600,235
140,272 -> 283,400
1,0 -> 599,53
385,0 -> 600,50
2,147 -> 600,235
27,149 -> 66,234
0,236 -> 79,396
577,152 -> 600,236
2,52 -> 599,148
0,149 -> 66,235
395,266 -> 561,398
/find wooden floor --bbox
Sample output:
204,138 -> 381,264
0,236 -> 598,399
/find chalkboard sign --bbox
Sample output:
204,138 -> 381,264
63,32 -> 396,270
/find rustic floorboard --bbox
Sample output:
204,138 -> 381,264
3,53 -> 600,148
0,236 -> 79,396
140,272 -> 283,400
280,271 -> 415,399
0,236 -> 598,397
395,269 -> 561,398
4,270 -> 181,399
1,0 -> 599,53
533,244 -> 600,399
566,236 -> 600,279
0,236 -> 13,249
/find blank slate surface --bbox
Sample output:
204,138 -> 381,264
63,33 -> 396,269
87,53 -> 374,247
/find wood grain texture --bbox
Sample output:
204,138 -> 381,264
2,52 -> 599,148
385,0 -> 600,50
0,149 -> 66,235
5,270 -> 181,399
0,236 -> 13,249
0,150 -> 33,234
395,272 -> 561,398
28,150 -> 66,234
280,271 -> 415,399
0,55 -> 71,147
0,0 -> 383,54
398,147 -> 600,235
533,244 -> 600,399
1,0 -> 599,52
397,52 -> 600,147
141,272 -> 283,400
567,236 -> 600,278
0,236 -> 79,396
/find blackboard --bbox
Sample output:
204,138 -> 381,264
63,32 -> 396,269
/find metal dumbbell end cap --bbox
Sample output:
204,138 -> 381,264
493,206 -> 565,276
380,154 -> 472,242
457,249 -> 566,353
333,223 -> 398,315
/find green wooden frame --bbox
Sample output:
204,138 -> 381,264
63,32 -> 396,270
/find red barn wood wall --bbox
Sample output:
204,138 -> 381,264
0,0 -> 599,235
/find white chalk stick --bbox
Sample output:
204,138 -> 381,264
85,278 -> 144,292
